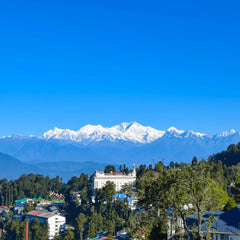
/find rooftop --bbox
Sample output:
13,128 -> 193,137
114,193 -> 133,202
187,205 -> 240,234
26,210 -> 59,219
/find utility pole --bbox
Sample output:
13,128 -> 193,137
26,222 -> 28,240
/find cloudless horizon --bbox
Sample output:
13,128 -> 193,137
0,0 -> 240,136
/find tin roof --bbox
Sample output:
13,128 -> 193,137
26,210 -> 56,219
187,205 -> 240,234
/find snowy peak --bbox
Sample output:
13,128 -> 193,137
165,127 -> 207,138
167,126 -> 184,134
109,122 -> 165,143
216,129 -> 237,137
43,127 -> 77,141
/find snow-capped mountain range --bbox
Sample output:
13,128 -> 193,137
0,122 -> 239,169
41,122 -> 236,144
42,122 -> 166,143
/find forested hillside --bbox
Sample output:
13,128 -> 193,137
210,142 -> 240,166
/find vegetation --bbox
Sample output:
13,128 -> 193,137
1,143 -> 240,239
210,142 -> 240,166
137,160 -> 229,240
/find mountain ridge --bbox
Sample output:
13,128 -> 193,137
0,122 -> 239,166
2,122 -> 238,144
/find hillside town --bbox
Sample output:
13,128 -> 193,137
1,153 -> 240,240
0,166 -> 139,239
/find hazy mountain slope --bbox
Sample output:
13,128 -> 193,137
36,161 -> 108,181
0,151 -> 107,181
0,152 -> 39,179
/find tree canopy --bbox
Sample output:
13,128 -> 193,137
137,161 -> 229,240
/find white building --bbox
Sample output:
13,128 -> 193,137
25,210 -> 65,239
93,168 -> 136,192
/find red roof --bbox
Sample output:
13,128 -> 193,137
26,211 -> 55,219
26,210 -> 66,219
27,211 -> 44,216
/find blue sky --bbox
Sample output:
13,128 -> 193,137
0,0 -> 239,136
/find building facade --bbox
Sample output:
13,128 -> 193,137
25,210 -> 65,239
93,168 -> 136,192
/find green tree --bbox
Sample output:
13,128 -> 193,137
104,165 -> 116,173
23,202 -> 35,214
29,218 -> 41,240
106,220 -> 114,237
223,198 -> 237,211
87,218 -> 96,238
120,183 -> 133,197
101,181 -> 116,203
191,156 -> 198,167
77,213 -> 86,240
138,164 -> 229,240
63,229 -> 75,240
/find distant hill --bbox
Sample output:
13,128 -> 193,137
0,152 -> 107,181
210,142 -> 240,166
0,152 -> 39,179
35,161 -> 108,181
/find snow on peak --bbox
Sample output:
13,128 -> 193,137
113,122 -> 137,132
166,127 -> 207,138
43,127 -> 77,140
231,129 -> 236,134
183,129 -> 207,138
109,122 -> 165,143
42,122 -> 165,143
217,129 -> 236,137
167,127 -> 184,134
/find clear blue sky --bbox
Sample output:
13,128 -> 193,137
0,0 -> 239,136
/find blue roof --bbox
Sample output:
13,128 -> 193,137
115,193 -> 125,199
187,205 -> 240,234
114,193 -> 133,202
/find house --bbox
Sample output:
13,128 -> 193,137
15,197 -> 44,207
117,229 -> 130,239
71,191 -> 81,204
132,228 -> 146,240
0,206 -> 9,213
0,206 -> 10,217
15,198 -> 30,207
114,193 -> 137,210
13,206 -> 24,215
86,231 -> 108,239
49,191 -> 64,200
25,210 -> 65,239
187,205 -> 240,240
169,205 -> 240,240
35,203 -> 47,212
47,205 -> 59,213
52,199 -> 65,207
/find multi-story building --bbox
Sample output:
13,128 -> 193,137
25,210 -> 65,239
93,167 -> 136,192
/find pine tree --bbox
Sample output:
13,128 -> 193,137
77,213 -> 86,240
